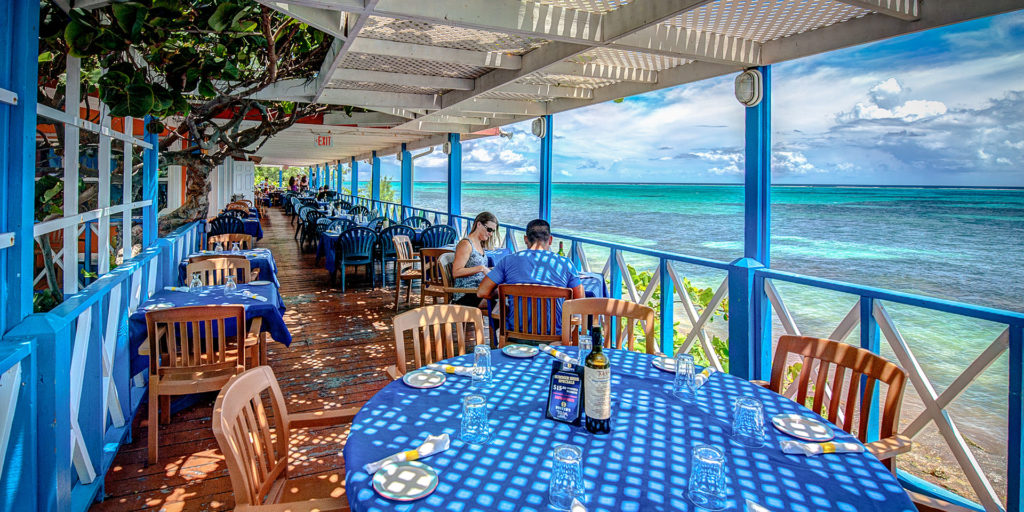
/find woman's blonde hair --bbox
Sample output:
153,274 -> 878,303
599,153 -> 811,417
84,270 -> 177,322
470,211 -> 499,249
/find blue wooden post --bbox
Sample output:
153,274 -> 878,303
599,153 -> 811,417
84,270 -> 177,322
447,133 -> 462,226
351,157 -> 358,197
277,169 -> 283,188
860,297 -> 882,441
0,338 -> 38,512
335,162 -> 342,194
371,151 -> 381,201
1009,324 -> 1024,511
728,65 -> 772,380
659,258 -> 675,356
142,116 -> 159,246
400,143 -> 412,219
539,115 -> 553,221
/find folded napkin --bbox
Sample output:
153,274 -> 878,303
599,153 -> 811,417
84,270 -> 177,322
240,290 -> 268,302
780,440 -> 863,456
538,344 -> 579,366
164,286 -> 188,292
695,367 -> 717,388
572,498 -> 587,512
746,500 -> 770,512
426,363 -> 477,377
363,433 -> 451,474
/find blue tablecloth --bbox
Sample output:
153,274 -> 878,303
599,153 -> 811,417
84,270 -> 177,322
127,283 -> 290,377
343,350 -> 914,512
177,249 -> 279,287
243,216 -> 263,240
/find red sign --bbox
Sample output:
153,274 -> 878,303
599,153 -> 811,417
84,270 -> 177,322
314,134 -> 332,147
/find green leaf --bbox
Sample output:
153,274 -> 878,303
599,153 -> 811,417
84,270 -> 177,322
124,83 -> 156,117
64,19 -> 96,57
222,60 -> 240,80
38,51 -> 53,63
146,119 -> 165,134
111,3 -> 145,34
208,2 -> 239,32
613,98 -> 624,103
197,78 -> 216,98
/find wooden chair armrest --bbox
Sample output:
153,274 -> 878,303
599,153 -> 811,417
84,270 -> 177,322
444,287 -> 479,294
245,317 -> 264,347
250,268 -> 260,281
865,434 -> 913,460
385,365 -> 402,380
236,498 -> 347,512
907,490 -> 977,512
396,258 -> 420,264
287,407 -> 361,429
750,379 -> 770,388
138,325 -> 168,356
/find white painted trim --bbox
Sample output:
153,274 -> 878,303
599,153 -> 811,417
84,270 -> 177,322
0,87 -> 17,106
330,69 -> 475,90
348,38 -> 523,70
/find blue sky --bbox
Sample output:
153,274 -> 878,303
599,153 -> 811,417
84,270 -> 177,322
381,11 -> 1024,186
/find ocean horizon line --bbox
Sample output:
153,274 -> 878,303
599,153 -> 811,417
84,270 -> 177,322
394,181 -> 1024,190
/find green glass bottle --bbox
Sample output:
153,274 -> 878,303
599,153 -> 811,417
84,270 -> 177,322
584,326 -> 611,434
558,241 -> 566,257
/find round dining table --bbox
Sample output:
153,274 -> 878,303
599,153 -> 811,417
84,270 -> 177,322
343,349 -> 915,512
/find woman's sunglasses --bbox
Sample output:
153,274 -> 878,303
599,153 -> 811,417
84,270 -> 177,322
484,227 -> 496,233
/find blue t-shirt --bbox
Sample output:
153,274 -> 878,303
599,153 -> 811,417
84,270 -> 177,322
487,250 -> 581,335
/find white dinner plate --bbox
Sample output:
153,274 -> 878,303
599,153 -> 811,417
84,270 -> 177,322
402,369 -> 446,389
502,344 -> 539,358
372,461 -> 439,502
249,280 -> 273,286
651,356 -> 676,372
771,413 -> 835,442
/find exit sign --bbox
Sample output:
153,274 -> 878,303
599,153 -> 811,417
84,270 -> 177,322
314,134 -> 332,147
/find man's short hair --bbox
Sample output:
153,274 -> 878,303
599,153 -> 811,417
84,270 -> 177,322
526,219 -> 551,245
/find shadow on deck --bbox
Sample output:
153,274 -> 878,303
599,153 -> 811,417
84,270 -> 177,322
92,207 -> 407,511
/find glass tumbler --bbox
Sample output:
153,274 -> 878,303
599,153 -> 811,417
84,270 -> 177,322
230,242 -> 241,253
214,242 -> 224,252
673,353 -> 696,400
460,394 -> 491,444
188,272 -> 204,293
731,396 -> 766,447
224,275 -> 237,295
473,344 -> 492,384
548,444 -> 585,510
687,444 -> 727,510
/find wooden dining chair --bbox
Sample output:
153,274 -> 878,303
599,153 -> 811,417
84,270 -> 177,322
208,233 -> 253,250
146,305 -> 247,464
420,248 -> 453,306
560,298 -> 657,354
186,258 -> 253,285
392,234 -> 421,309
188,254 -> 260,282
437,252 -> 481,305
212,365 -> 359,511
388,304 -> 484,379
497,284 -> 574,347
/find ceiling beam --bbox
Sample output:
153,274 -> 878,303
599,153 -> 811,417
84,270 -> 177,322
408,121 -> 489,133
611,26 -> 760,67
262,1 -> 347,38
322,112 -> 410,126
245,78 -> 318,102
319,88 -> 441,109
539,61 -> 658,83
457,98 -> 547,116
496,83 -> 594,99
330,68 -> 475,90
431,115 -> 491,125
349,38 -> 522,69
832,0 -> 920,21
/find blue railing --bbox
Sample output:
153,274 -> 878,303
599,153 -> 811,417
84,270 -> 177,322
1,221 -> 201,512
339,193 -> 1024,511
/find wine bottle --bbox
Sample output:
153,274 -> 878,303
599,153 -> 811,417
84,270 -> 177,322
557,241 -> 566,257
584,326 -> 611,434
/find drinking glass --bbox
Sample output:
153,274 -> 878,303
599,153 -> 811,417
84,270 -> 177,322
214,242 -> 224,252
460,394 -> 491,444
731,396 -> 766,447
224,275 -> 237,295
230,242 -> 241,254
548,444 -> 585,510
472,344 -> 492,384
673,353 -> 696,400
188,272 -> 203,293
577,327 -> 592,363
687,444 -> 727,510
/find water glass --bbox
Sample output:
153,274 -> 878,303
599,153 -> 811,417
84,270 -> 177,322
687,444 -> 727,510
472,344 -> 492,384
230,242 -> 241,254
577,329 -> 593,363
188,272 -> 204,293
731,396 -> 766,447
460,394 -> 491,444
673,353 -> 696,400
213,242 -> 224,252
224,274 -> 238,295
548,444 -> 585,510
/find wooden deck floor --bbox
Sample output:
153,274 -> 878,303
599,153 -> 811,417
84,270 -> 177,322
92,206 -> 406,512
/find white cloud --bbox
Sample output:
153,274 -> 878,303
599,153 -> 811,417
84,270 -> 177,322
559,170 -> 572,177
692,150 -> 743,175
773,151 -> 822,175
499,149 -> 524,164
468,148 -> 493,163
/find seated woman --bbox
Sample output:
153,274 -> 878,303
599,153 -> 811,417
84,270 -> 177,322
450,212 -> 499,308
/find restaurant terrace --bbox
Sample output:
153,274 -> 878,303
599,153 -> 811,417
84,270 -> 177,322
0,1 -> 1022,511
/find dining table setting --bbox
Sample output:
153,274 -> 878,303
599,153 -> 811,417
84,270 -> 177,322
176,248 -> 280,287
342,346 -> 916,512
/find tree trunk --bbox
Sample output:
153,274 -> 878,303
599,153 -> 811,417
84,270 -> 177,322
158,160 -> 214,235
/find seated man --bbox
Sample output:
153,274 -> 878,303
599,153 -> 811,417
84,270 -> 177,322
477,219 -> 585,336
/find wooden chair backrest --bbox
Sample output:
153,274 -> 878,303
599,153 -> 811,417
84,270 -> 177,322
145,305 -> 245,377
768,335 -> 907,442
393,235 -> 414,260
420,248 -> 453,290
207,233 -> 253,250
391,305 -> 484,375
560,298 -> 656,353
186,258 -> 252,286
211,366 -> 291,507
438,252 -> 456,288
498,284 -> 574,344
226,202 -> 249,212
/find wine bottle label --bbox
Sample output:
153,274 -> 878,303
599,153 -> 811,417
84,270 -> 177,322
584,367 -> 611,420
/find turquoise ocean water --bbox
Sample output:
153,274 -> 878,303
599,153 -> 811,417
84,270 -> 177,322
401,182 -> 1023,451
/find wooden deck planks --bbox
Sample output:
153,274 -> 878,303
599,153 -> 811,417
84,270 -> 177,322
91,206 -> 407,512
